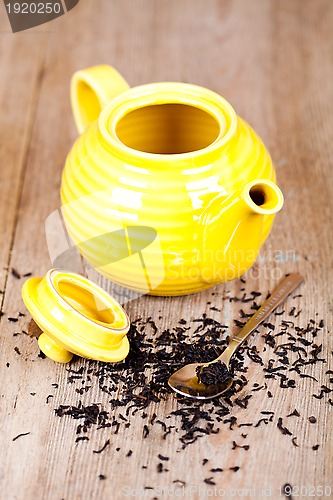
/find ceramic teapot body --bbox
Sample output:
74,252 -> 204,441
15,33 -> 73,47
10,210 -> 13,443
61,65 -> 283,296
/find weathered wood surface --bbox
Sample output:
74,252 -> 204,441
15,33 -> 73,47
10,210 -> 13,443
0,1 -> 332,499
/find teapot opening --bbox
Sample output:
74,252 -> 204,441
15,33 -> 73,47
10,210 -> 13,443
115,103 -> 221,155
249,185 -> 266,206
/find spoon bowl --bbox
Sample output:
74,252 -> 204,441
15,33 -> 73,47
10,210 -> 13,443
168,362 -> 233,400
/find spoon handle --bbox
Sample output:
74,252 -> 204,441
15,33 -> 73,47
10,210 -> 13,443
221,273 -> 304,362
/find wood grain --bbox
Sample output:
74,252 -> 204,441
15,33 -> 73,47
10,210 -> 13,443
0,1 -> 332,499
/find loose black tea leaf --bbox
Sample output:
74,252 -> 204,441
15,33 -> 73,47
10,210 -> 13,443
157,463 -> 163,473
254,418 -> 269,428
291,437 -> 299,447
76,436 -> 89,443
196,361 -> 231,386
223,416 -> 237,430
277,418 -> 292,436
286,409 -> 300,417
93,439 -> 110,454
11,268 -> 21,279
204,477 -> 216,485
229,466 -> 240,472
282,483 -> 293,498
232,440 -> 249,450
12,432 -> 30,441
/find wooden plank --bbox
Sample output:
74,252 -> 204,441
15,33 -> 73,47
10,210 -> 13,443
0,13 -> 48,296
0,0 -> 332,499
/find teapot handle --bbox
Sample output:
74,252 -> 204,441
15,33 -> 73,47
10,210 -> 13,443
71,65 -> 130,134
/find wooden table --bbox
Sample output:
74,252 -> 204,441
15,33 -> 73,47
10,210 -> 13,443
0,1 -> 332,498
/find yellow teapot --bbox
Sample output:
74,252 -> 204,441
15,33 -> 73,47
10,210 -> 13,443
61,65 -> 283,296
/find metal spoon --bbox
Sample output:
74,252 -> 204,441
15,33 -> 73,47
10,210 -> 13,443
168,273 -> 304,400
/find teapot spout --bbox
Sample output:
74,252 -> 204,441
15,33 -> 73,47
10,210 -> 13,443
242,179 -> 284,216
199,179 -> 284,284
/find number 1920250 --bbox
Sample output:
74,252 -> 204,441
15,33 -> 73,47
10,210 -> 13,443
6,2 -> 62,14
279,485 -> 332,497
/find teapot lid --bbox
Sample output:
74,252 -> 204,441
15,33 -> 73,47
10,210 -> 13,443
22,269 -> 130,364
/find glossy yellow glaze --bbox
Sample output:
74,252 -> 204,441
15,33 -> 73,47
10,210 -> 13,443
61,65 -> 284,296
22,269 -> 130,363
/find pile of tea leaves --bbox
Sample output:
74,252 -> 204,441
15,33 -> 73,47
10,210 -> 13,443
52,280 -> 331,473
